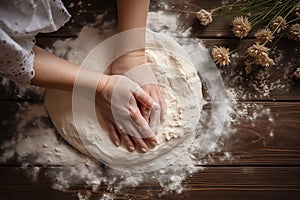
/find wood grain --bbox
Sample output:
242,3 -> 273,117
0,166 -> 299,200
37,0 -> 294,39
0,101 -> 299,166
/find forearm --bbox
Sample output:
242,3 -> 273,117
31,45 -> 107,92
31,45 -> 79,91
113,0 -> 150,71
117,0 -> 150,32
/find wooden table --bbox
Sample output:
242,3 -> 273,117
0,1 -> 299,199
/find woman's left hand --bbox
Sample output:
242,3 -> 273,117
111,50 -> 167,134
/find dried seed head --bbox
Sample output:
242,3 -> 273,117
232,16 -> 251,38
293,68 -> 300,78
255,28 -> 274,44
270,16 -> 287,33
247,43 -> 275,67
197,9 -> 213,26
212,46 -> 231,66
287,24 -> 300,42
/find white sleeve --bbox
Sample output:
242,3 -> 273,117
0,0 -> 70,85
0,27 -> 35,85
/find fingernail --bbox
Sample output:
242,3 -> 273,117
141,148 -> 147,153
129,146 -> 135,152
152,102 -> 160,110
115,141 -> 120,147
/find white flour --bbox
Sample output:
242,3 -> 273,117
0,11 -> 275,199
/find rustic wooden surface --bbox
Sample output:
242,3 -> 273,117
0,0 -> 300,199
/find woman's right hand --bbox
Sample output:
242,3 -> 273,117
96,74 -> 159,153
31,46 -> 157,153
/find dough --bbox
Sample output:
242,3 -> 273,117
44,30 -> 203,172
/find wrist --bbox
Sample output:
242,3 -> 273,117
96,74 -> 109,95
112,49 -> 147,75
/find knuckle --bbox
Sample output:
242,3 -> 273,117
130,112 -> 138,120
130,109 -> 140,120
142,84 -> 151,91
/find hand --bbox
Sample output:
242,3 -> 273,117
96,74 -> 159,153
111,50 -> 167,134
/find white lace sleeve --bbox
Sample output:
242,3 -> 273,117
0,28 -> 35,85
0,0 -> 71,86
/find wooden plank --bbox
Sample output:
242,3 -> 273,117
0,166 -> 299,200
37,11 -> 117,38
32,36 -> 300,101
0,190 -> 299,200
34,0 -> 228,38
0,101 -> 299,166
32,1 -> 117,37
35,11 -> 237,39
61,0 -> 117,13
1,36 -> 298,101
204,102 -> 300,165
38,0 -> 293,38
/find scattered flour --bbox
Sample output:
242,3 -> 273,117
0,76 -> 45,100
226,50 -> 295,99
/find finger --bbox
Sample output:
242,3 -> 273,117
133,125 -> 158,149
149,110 -> 160,138
133,87 -> 160,110
106,120 -> 121,147
140,85 -> 151,123
130,134 -> 149,153
129,100 -> 154,138
128,101 -> 158,147
149,90 -> 160,134
122,119 -> 155,152
140,106 -> 151,123
120,119 -> 149,153
155,84 -> 167,123
119,131 -> 135,152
